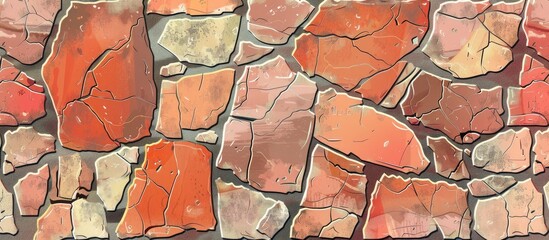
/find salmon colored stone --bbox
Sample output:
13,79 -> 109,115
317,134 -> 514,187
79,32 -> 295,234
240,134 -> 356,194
427,136 -> 470,181
524,0 -> 549,61
147,0 -> 242,15
14,165 -> 49,216
291,208 -> 358,239
473,128 -> 531,173
534,128 -> 549,174
35,203 -> 72,240
467,175 -> 516,197
233,41 -> 274,65
2,126 -> 55,175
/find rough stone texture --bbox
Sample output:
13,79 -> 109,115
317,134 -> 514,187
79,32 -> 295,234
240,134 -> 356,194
13,165 -> 49,216
117,140 -> 216,239
71,199 -> 108,239
156,69 -> 235,138
247,0 -> 314,44
293,0 -> 429,90
195,130 -> 218,144
34,203 -> 72,240
524,0 -> 549,61
0,0 -> 61,64
158,15 -> 240,66
2,126 -> 55,175
117,146 -> 140,164
475,179 -> 547,239
0,180 -> 17,235
401,72 -> 504,143
473,128 -> 531,173
467,175 -> 516,197
315,88 -> 429,174
147,0 -> 242,15
216,178 -> 289,239
233,41 -> 274,65
534,128 -> 549,174
160,62 -> 187,77
363,174 -> 471,239
427,136 -> 470,181
95,150 -> 133,211
51,154 -> 93,202
42,0 -> 156,152
217,56 -> 317,193
292,208 -> 358,239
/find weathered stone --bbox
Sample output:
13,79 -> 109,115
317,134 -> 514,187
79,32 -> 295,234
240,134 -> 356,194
524,0 -> 549,60
42,0 -> 156,152
0,179 -> 17,235
291,208 -> 358,239
473,128 -> 531,173
14,165 -> 49,216
52,154 -> 93,201
95,151 -> 132,211
2,126 -> 55,175
160,62 -> 187,77
117,146 -> 140,164
233,41 -> 274,65
71,199 -> 108,239
195,130 -> 218,144
534,128 -> 549,174
467,175 -> 516,197
147,0 -> 242,15
35,203 -> 72,240
293,0 -> 429,90
158,15 -> 240,66
427,136 -> 470,180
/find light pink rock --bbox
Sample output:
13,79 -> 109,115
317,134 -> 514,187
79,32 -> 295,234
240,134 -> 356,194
14,165 -> 49,216
473,128 -> 531,173
35,203 -> 72,240
291,208 -> 358,239
467,175 -> 516,197
427,136 -> 470,181
524,0 -> 549,61
2,126 -> 55,175
534,128 -> 549,174
159,62 -> 187,77
233,41 -> 274,65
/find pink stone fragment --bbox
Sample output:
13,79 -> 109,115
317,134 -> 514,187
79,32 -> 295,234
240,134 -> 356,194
427,136 -> 470,181
472,128 -> 531,173
34,203 -> 72,240
524,0 -> 549,61
291,208 -> 358,239
159,62 -> 187,77
2,126 -> 55,174
147,0 -> 242,15
534,128 -> 549,174
233,41 -> 274,65
467,175 -> 516,197
14,165 -> 49,216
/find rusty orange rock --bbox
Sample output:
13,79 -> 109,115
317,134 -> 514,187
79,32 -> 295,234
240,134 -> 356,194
524,0 -> 549,61
147,0 -> 242,15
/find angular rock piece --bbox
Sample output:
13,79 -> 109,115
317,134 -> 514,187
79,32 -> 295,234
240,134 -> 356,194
524,0 -> 549,60
195,130 -> 218,144
292,208 -> 358,239
156,69 -> 235,138
52,154 -> 93,201
0,180 -> 17,235
467,175 -> 516,197
3,126 -> 55,175
95,150 -> 132,211
247,0 -> 314,44
233,41 -> 274,65
535,128 -> 549,174
117,140 -> 216,239
427,136 -> 470,180
71,199 -> 108,239
160,62 -> 187,77
475,179 -> 547,239
42,0 -> 156,152
473,128 -> 531,173
293,0 -> 429,90
315,88 -> 429,174
35,203 -> 72,240
401,72 -> 504,143
363,174 -> 471,239
147,0 -> 242,15
0,0 -> 61,64
14,165 -> 49,216
519,54 -> 549,87
117,146 -> 140,164
158,15 -> 240,66
216,179 -> 289,239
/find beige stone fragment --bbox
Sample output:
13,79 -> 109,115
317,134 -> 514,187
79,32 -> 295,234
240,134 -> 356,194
473,128 -> 531,173
195,130 -> 218,144
160,62 -> 187,77
71,199 -> 108,239
3,126 -> 55,174
0,180 -> 17,235
57,154 -> 83,200
95,151 -> 132,211
467,175 -> 516,197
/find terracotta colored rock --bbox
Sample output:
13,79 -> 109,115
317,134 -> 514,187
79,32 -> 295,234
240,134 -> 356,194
315,88 -> 429,174
475,179 -> 547,239
0,180 -> 17,235
363,174 -> 471,239
534,128 -> 549,174
35,203 -> 72,240
0,0 -> 61,64
233,41 -> 274,65
71,199 -> 108,239
195,130 -> 218,144
467,175 -> 516,197
95,150 -> 132,211
216,117 -> 252,181
2,126 -> 55,175
423,0 -> 524,78
427,136 -> 470,180
401,72 -> 504,143
160,62 -> 187,77
117,140 -> 216,239
519,54 -> 549,87
156,69 -> 235,138
524,0 -> 549,60
14,165 -> 49,216
293,0 -> 429,90
0,59 -> 46,125
291,208 -> 358,239
473,128 -> 531,173
147,0 -> 242,15
51,154 -> 93,201
216,178 -> 289,239
158,15 -> 240,66
42,0 -> 156,152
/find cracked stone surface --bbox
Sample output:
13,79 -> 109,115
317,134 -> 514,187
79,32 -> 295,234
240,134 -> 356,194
475,179 -> 547,239
467,175 -> 516,197
535,128 -> 549,174
314,88 -> 429,174
216,178 -> 289,239
195,130 -> 218,144
156,69 -> 235,138
247,0 -> 313,44
51,154 -> 93,201
95,149 -> 133,211
363,174 -> 471,239
117,140 -> 216,239
401,71 -> 504,144
147,0 -> 242,15
293,0 -> 429,90
2,126 -> 55,175
42,0 -> 156,152
233,41 -> 274,65
0,0 -> 61,64
71,199 -> 108,239
427,136 -> 470,181
217,56 -> 316,193
473,128 -> 531,173
158,15 -> 241,66
13,165 -> 49,216
524,0 -> 549,61
160,62 -> 187,77
34,203 -> 72,240
292,208 -> 358,239
0,179 -> 17,235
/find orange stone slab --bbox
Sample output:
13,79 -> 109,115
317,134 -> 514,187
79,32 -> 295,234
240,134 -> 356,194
524,0 -> 549,61
34,203 -> 72,240
147,0 -> 242,15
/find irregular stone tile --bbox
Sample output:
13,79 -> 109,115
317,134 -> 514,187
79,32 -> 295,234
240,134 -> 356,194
534,128 -> 549,174
160,62 -> 187,77
156,69 -> 235,138
247,0 -> 313,44
0,179 -> 17,235
233,41 -> 274,65
34,203 -> 72,240
117,146 -> 140,164
71,199 -> 108,239
195,130 -> 218,144
2,126 -> 55,174
0,0 -> 61,64
427,136 -> 470,181
42,0 -> 156,152
293,0 -> 429,90
423,0 -> 524,78
520,54 -> 549,87
291,208 -> 358,239
401,72 -> 504,143
218,57 -> 317,193
158,15 -> 240,66
216,178 -> 289,239
315,88 -> 429,174
52,154 -> 93,201
524,0 -> 549,60
467,175 -> 516,197
147,0 -> 242,15
363,174 -> 471,239
14,165 -> 49,216
95,150 -> 132,211
117,140 -> 216,239
0,59 -> 46,125
473,128 -> 531,173
475,179 -> 547,239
